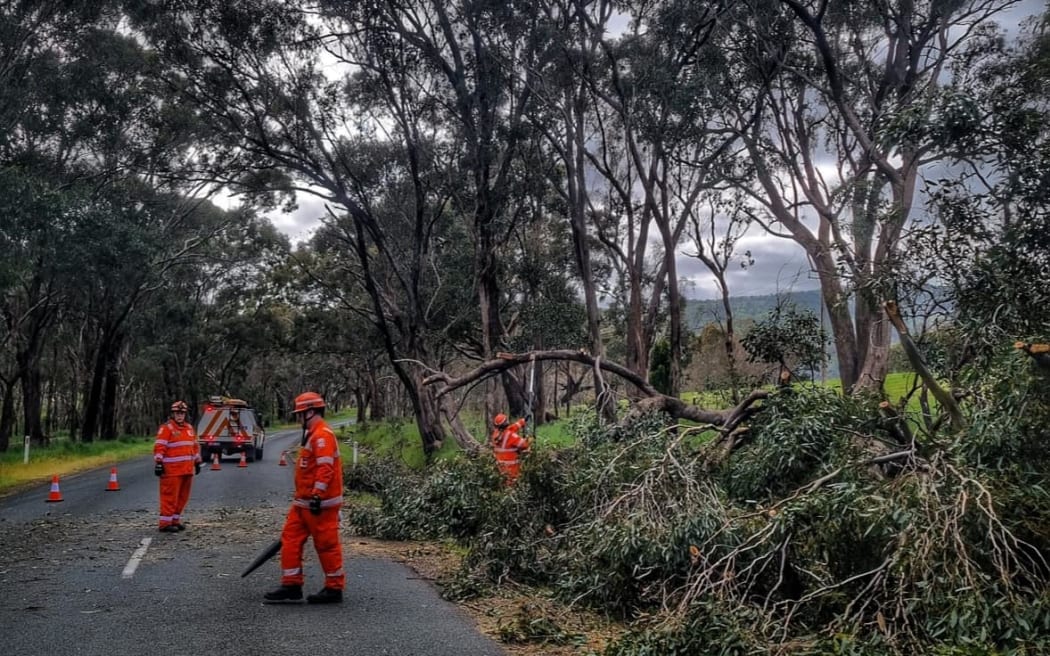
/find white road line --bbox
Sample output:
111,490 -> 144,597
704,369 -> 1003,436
121,537 -> 152,579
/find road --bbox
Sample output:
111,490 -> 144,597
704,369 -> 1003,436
0,425 -> 505,655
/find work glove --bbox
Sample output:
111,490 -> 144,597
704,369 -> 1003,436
194,462 -> 201,475
309,495 -> 322,516
154,462 -> 164,477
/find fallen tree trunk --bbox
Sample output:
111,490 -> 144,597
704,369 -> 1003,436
422,349 -> 769,427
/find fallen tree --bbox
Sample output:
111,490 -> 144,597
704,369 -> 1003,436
350,344 -> 1050,655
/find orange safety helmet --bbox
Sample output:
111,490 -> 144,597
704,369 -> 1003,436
493,413 -> 509,427
170,400 -> 189,413
293,391 -> 326,414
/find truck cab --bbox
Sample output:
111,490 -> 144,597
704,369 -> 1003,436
197,397 -> 266,462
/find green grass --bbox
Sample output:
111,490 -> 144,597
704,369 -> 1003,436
0,435 -> 155,495
806,371 -> 936,416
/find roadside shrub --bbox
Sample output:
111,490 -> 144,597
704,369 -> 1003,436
344,454 -> 502,540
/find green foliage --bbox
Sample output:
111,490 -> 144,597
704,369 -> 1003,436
741,301 -> 828,382
723,388 -> 880,501
344,455 -> 505,541
648,338 -> 672,395
603,603 -> 766,656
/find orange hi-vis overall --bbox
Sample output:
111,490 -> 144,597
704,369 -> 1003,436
154,419 -> 201,529
493,420 -> 529,484
280,418 -> 345,590
489,418 -> 526,448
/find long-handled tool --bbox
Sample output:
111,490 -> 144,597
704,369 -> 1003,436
241,538 -> 281,578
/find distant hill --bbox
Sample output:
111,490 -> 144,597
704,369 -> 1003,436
683,289 -> 839,379
683,289 -> 826,332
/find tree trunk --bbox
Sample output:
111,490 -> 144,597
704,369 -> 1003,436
854,300 -> 891,392
81,342 -> 107,443
19,362 -> 45,445
717,272 -> 740,403
809,245 -> 859,392
564,89 -> 615,423
101,350 -> 120,440
66,360 -> 79,442
552,364 -> 559,419
353,387 -> 367,425
414,381 -> 445,456
368,370 -> 385,421
532,362 -> 546,428
0,378 -> 17,452
500,370 -> 528,418
438,395 -> 482,456
625,274 -> 648,380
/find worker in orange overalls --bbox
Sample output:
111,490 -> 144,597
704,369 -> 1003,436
490,413 -> 530,485
154,400 -> 201,532
264,391 -> 345,604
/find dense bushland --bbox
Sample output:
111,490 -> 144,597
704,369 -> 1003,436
346,346 -> 1050,655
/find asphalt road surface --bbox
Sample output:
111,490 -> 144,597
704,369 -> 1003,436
0,425 -> 505,655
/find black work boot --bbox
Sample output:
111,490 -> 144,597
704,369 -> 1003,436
174,523 -> 186,531
263,585 -> 303,603
306,587 -> 343,604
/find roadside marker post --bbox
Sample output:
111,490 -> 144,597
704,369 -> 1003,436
23,435 -> 29,464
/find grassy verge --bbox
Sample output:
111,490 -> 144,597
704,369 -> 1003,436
0,436 -> 155,495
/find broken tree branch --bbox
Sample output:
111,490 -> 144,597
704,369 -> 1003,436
884,301 -> 965,432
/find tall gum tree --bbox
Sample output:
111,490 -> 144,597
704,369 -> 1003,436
130,1 -> 507,452
722,0 -> 1019,393
317,0 -> 549,418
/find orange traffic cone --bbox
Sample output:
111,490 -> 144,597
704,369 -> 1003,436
45,475 -> 64,502
210,452 -> 221,471
238,451 -> 248,468
278,451 -> 288,466
105,467 -> 121,491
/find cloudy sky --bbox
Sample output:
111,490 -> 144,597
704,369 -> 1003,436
256,0 -> 1045,301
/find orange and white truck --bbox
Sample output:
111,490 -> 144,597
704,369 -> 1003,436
196,397 -> 266,462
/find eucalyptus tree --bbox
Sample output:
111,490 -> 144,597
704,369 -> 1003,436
524,0 -> 740,397
684,189 -> 756,401
127,209 -> 291,417
316,0 -> 555,417
67,186 -> 235,441
0,171 -> 79,446
517,0 -> 619,418
901,5 -> 1050,372
126,0 -> 561,453
0,1 -> 230,444
720,0 -> 1023,393
585,0 -> 742,396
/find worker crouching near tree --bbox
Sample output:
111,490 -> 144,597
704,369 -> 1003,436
264,391 -> 345,604
154,400 -> 201,532
490,413 -> 529,485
